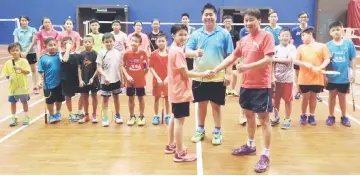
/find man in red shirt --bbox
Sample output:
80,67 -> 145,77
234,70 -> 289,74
212,8 -> 274,173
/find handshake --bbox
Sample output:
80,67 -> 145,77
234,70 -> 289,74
201,70 -> 217,79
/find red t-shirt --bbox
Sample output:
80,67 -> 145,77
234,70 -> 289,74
123,49 -> 148,87
149,49 -> 168,86
233,30 -> 275,88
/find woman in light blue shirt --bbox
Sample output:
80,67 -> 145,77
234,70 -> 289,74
13,16 -> 39,94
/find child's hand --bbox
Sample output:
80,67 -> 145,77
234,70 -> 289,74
14,65 -> 22,71
312,66 -> 321,72
20,52 -> 28,58
164,77 -> 168,85
157,78 -> 163,86
88,78 -> 94,85
66,42 -> 72,51
196,48 -> 203,57
236,63 -> 250,73
126,75 -> 134,83
104,75 -> 110,85
79,80 -> 85,87
303,62 -> 313,69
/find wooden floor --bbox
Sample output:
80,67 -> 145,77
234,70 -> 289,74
0,46 -> 360,174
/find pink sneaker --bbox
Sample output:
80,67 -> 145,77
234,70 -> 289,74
33,88 -> 40,94
164,144 -> 176,154
173,150 -> 197,162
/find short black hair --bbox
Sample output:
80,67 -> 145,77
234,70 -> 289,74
8,42 -> 22,53
18,16 -> 30,21
298,11 -> 309,18
152,18 -> 160,24
329,21 -> 343,30
171,24 -> 188,35
243,8 -> 261,19
83,35 -> 94,42
131,33 -> 142,44
268,11 -> 278,17
223,15 -> 233,21
133,20 -> 142,26
279,27 -> 291,35
89,19 -> 99,25
201,3 -> 217,14
61,36 -> 73,44
181,13 -> 190,18
41,17 -> 51,29
64,18 -> 73,25
156,32 -> 167,40
102,32 -> 115,42
44,37 -> 56,46
112,20 -> 121,25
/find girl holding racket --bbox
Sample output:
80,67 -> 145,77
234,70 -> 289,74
324,21 -> 357,127
2,43 -> 31,126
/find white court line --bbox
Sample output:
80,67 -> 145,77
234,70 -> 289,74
0,56 -> 11,60
0,97 -> 45,123
323,89 -> 360,111
194,103 -> 204,176
0,74 -> 33,84
322,100 -> 360,125
0,112 -> 45,143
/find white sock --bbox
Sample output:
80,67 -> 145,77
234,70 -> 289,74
262,148 -> 270,157
247,139 -> 256,148
78,110 -> 84,114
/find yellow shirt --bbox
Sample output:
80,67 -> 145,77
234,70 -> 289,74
1,58 -> 31,95
89,33 -> 104,53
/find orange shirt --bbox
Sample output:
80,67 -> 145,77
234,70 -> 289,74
297,42 -> 331,86
123,49 -> 148,87
233,30 -> 275,88
149,49 -> 168,86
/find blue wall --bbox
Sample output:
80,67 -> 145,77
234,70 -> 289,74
0,0 -> 315,44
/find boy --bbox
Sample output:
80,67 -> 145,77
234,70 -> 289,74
60,37 -> 82,122
89,19 -> 103,53
270,28 -> 297,129
78,35 -> 99,124
294,26 -> 331,125
325,21 -> 357,127
96,33 -> 123,127
149,32 -> 171,125
148,19 -> 164,52
127,21 -> 151,56
211,8 -> 275,173
38,37 -> 68,124
111,20 -> 127,52
122,34 -> 148,126
2,43 -> 31,126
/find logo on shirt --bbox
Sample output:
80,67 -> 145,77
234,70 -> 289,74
253,41 -> 260,49
83,58 -> 92,66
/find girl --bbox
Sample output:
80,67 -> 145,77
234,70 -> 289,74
13,16 -> 39,94
58,18 -> 81,52
166,24 -> 209,162
36,17 -> 60,57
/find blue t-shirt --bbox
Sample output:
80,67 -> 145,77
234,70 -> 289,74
239,28 -> 249,39
325,39 -> 357,84
264,25 -> 282,45
187,25 -> 234,82
13,27 -> 37,53
38,53 -> 62,89
291,26 -> 313,48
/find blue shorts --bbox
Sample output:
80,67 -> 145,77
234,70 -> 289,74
8,94 -> 30,103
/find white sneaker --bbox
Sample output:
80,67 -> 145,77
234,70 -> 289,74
102,117 -> 110,127
239,114 -> 247,126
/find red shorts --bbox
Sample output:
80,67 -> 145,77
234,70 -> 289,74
274,82 -> 293,102
153,85 -> 168,97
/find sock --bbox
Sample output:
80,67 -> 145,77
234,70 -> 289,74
247,139 -> 256,148
309,113 -> 314,117
213,127 -> 221,133
262,148 -> 270,157
78,110 -> 84,114
198,125 -> 205,132
115,113 -> 120,117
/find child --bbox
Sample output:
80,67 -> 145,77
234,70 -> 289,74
111,20 -> 127,94
294,26 -> 331,125
38,37 -> 67,124
2,43 -> 31,126
36,17 -> 60,56
122,33 -> 148,126
60,37 -> 82,122
127,21 -> 151,56
58,18 -> 81,52
149,32 -> 171,125
78,35 -> 99,124
325,21 -> 357,127
270,28 -> 297,129
166,24 -> 209,162
89,19 -> 104,53
96,33 -> 123,127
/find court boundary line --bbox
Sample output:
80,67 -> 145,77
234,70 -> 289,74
194,103 -> 204,175
0,97 -> 44,123
323,89 -> 360,111
321,100 -> 360,125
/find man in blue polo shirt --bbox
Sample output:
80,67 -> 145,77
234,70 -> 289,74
186,3 -> 234,145
264,11 -> 282,45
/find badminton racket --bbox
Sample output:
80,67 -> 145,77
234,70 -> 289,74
43,65 -> 52,124
349,68 -> 356,112
320,70 -> 340,75
161,92 -> 165,124
11,60 -> 23,101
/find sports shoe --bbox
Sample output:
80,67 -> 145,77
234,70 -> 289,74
114,113 -> 123,124
281,119 -> 291,129
69,113 -> 78,122
212,132 -> 223,145
127,115 -> 136,126
49,115 -> 57,124
9,117 -> 18,127
33,88 -> 40,95
317,95 -> 322,102
232,144 -> 256,156
341,116 -> 351,127
152,115 -> 160,125
239,114 -> 247,126
92,114 -> 98,123
191,128 -> 205,143
256,117 -> 261,127
137,115 -> 146,126
165,115 -> 171,125
295,92 -> 301,99
300,114 -> 307,125
173,150 -> 197,162
23,116 -> 30,125
254,155 -> 271,173
55,113 -> 62,122
308,115 -> 317,125
326,116 -> 335,126
165,144 -> 176,154
102,116 -> 110,127
78,114 -> 89,124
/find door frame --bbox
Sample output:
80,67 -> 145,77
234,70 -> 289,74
76,5 -> 129,35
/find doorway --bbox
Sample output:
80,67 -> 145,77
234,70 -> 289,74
77,5 -> 129,37
220,7 -> 271,32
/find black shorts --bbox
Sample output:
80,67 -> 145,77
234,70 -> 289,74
294,65 -> 299,70
326,83 -> 350,94
186,58 -> 193,70
299,85 -> 324,93
79,84 -> 99,94
239,88 -> 273,113
126,87 -> 145,96
26,53 -> 37,64
101,81 -> 121,96
193,81 -> 226,105
62,80 -> 79,97
172,102 -> 190,118
45,84 -> 65,104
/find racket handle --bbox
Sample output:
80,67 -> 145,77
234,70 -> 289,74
45,113 -> 48,124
